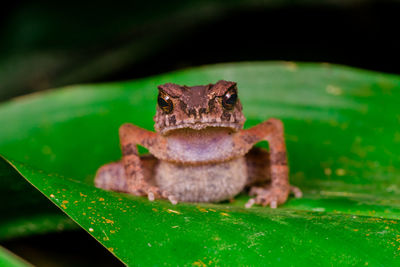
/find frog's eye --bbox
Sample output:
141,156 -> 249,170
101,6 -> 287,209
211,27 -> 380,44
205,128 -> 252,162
222,89 -> 238,110
158,93 -> 173,114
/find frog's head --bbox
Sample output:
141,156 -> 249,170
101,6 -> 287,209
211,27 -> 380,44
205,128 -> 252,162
154,80 -> 246,135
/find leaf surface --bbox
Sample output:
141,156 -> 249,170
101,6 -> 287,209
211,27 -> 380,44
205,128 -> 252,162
0,246 -> 31,267
1,62 -> 400,265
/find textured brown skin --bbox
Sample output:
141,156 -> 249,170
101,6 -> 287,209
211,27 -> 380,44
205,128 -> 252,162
94,80 -> 301,208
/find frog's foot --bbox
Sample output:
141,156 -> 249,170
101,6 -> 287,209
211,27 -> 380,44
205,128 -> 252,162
245,185 -> 302,209
128,184 -> 178,205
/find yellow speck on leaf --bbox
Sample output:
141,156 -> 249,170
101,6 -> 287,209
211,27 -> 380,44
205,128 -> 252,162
80,192 -> 87,197
324,168 -> 332,176
99,198 -> 105,201
167,209 -> 181,214
220,212 -> 230,217
193,260 -> 206,267
42,145 -> 52,155
213,236 -> 221,241
89,228 -> 94,232
110,230 -> 116,234
336,169 -> 346,176
50,194 -> 55,198
108,247 -> 114,252
105,219 -> 114,224
326,85 -> 343,96
284,61 -> 297,71
60,201 -> 68,209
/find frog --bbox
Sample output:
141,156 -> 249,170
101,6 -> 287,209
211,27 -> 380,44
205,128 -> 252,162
94,80 -> 302,208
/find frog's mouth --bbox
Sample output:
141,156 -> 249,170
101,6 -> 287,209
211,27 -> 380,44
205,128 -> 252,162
159,121 -> 242,135
154,109 -> 246,135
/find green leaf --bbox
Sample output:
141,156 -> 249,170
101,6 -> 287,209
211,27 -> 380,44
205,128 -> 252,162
0,246 -> 31,267
1,62 -> 400,265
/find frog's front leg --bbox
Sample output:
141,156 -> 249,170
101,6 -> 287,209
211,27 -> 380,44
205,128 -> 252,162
96,123 -> 177,204
235,118 -> 302,208
119,123 -> 178,203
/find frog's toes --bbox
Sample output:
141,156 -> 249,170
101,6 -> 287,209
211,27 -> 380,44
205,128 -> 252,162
161,190 -> 178,205
290,185 -> 303,198
245,195 -> 278,209
167,195 -> 178,205
245,198 -> 256,208
245,186 -> 289,209
147,191 -> 156,201
145,186 -> 162,201
146,187 -> 178,205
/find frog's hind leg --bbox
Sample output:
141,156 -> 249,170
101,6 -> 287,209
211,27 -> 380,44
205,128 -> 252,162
245,147 -> 302,199
95,162 -> 127,192
94,154 -> 158,193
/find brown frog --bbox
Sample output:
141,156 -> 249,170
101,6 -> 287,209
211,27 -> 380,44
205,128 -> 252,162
95,80 -> 302,208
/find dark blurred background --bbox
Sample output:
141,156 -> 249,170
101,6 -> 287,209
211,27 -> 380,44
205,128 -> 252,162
1,0 -> 400,103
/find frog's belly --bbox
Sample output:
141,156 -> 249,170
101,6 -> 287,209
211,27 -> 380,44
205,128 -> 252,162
155,157 -> 247,203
